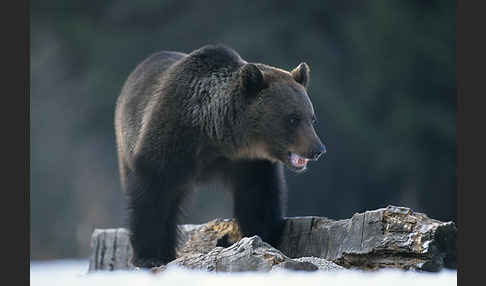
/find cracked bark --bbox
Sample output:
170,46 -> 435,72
88,205 -> 456,272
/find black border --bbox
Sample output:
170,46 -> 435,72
457,0 -> 485,285
3,0 -> 28,284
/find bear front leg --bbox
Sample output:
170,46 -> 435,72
230,160 -> 287,249
126,167 -> 190,268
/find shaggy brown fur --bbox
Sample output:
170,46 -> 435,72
115,45 -> 325,267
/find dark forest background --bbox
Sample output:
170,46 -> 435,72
30,0 -> 456,260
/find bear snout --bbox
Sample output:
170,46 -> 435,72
308,143 -> 326,161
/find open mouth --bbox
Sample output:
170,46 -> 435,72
287,152 -> 309,172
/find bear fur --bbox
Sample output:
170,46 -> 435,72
114,45 -> 325,267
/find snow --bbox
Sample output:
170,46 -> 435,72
30,259 -> 457,286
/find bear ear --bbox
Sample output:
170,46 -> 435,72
240,63 -> 265,97
291,62 -> 310,88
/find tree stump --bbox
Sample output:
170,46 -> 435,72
88,205 -> 456,272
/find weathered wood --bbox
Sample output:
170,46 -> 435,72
88,205 -> 456,272
158,236 -> 343,273
279,206 -> 456,271
88,228 -> 134,272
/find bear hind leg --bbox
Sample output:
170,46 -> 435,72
126,169 -> 190,268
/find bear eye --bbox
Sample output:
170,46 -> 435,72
288,114 -> 300,127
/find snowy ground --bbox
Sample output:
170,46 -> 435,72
30,259 -> 457,286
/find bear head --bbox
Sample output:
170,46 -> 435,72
236,62 -> 326,173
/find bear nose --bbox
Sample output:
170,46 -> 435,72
310,144 -> 326,160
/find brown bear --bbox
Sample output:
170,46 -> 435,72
115,44 -> 326,267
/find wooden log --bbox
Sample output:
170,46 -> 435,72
158,236 -> 343,273
88,228 -> 134,272
88,205 -> 456,272
279,205 -> 456,271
